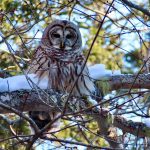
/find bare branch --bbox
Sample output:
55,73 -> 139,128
0,90 -> 62,113
121,0 -> 150,17
107,73 -> 150,90
42,136 -> 118,150
0,90 -> 150,139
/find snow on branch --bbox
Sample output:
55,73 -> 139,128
0,64 -> 121,92
1,64 -> 150,93
1,65 -> 150,138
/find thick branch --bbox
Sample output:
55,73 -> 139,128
114,115 -> 149,138
1,73 -> 150,93
108,73 -> 150,90
0,90 -> 150,139
0,90 -> 62,113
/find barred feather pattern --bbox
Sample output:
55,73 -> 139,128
28,45 -> 97,133
28,20 -> 100,134
29,45 -> 96,97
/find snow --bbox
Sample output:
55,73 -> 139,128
0,64 -> 121,92
143,118 -> 150,128
88,64 -> 121,80
0,74 -> 49,92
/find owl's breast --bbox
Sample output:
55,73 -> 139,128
30,56 -> 95,97
48,62 -> 95,97
48,62 -> 76,93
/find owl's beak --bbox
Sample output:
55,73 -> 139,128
60,42 -> 65,49
60,39 -> 66,50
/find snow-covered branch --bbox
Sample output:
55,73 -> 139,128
0,65 -> 150,140
1,65 -> 150,93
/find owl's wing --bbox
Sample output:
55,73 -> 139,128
93,83 -> 104,102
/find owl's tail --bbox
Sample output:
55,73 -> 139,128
28,111 -> 61,136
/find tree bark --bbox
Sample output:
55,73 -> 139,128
0,89 -> 150,139
108,73 -> 150,90
0,73 -> 150,148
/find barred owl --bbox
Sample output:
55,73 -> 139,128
29,20 -> 102,133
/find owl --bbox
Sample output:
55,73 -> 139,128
28,20 -> 102,133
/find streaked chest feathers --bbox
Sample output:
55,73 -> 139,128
29,46 -> 95,97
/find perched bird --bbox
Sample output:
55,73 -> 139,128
28,20 -> 102,134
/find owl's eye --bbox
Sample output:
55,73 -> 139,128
66,34 -> 73,39
53,33 -> 60,38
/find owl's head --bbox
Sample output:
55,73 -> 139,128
41,20 -> 82,52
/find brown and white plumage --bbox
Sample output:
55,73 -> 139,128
28,20 -> 101,132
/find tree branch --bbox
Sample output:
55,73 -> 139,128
107,73 -> 150,90
0,70 -> 150,146
0,90 -> 150,139
42,136 -> 116,150
121,0 -> 150,17
0,90 -> 62,113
